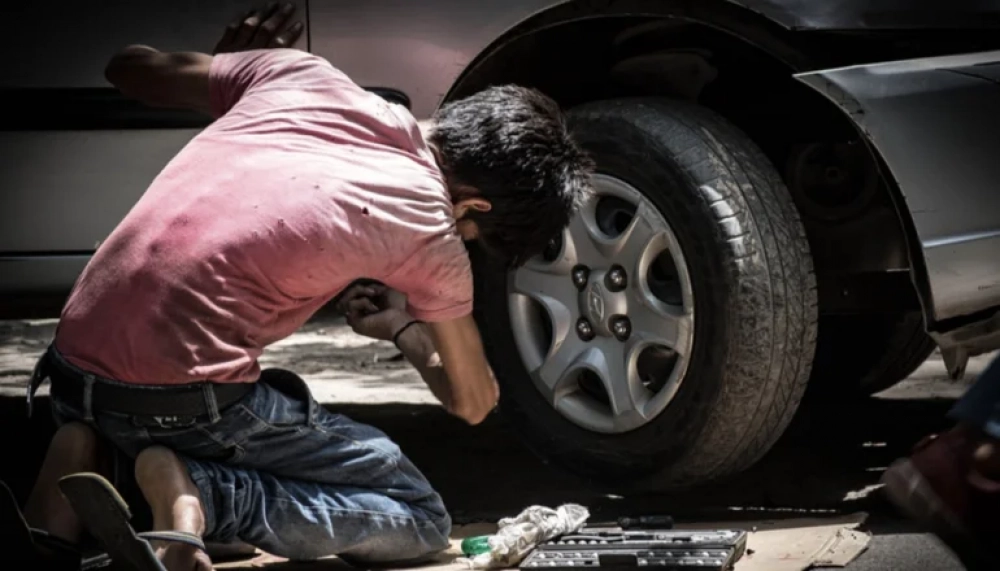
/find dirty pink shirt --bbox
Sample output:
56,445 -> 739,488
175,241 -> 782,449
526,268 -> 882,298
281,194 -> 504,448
55,49 -> 473,385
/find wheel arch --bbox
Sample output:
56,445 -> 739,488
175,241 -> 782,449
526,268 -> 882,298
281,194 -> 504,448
444,0 -> 930,323
444,0 -> 810,105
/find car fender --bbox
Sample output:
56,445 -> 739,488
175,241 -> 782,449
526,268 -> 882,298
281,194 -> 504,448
794,51 -> 1000,353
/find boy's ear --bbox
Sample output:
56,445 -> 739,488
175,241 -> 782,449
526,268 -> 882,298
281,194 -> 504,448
453,197 -> 492,218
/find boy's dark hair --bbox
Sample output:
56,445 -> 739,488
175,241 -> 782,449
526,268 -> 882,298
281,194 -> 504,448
429,86 -> 594,267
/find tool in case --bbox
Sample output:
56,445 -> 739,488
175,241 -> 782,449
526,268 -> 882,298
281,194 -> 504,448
519,527 -> 748,570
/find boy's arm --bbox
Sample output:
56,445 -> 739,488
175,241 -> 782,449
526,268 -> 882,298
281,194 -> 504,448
419,315 -> 500,425
339,285 -> 498,425
104,47 -> 215,114
104,2 -> 303,114
393,322 -> 459,412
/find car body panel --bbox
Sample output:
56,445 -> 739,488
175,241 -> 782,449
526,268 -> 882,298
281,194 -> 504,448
0,256 -> 89,296
3,0 -> 1000,340
0,129 -> 200,253
794,51 -> 1000,327
727,0 -> 1000,31
309,0 -> 557,120
0,0 -> 307,261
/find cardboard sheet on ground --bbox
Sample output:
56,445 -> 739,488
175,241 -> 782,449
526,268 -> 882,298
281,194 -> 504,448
215,513 -> 870,571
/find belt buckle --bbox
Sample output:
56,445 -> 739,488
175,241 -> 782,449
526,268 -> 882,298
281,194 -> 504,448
135,415 -> 198,429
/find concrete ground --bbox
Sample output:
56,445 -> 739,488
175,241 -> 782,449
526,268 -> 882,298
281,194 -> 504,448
0,316 -> 996,570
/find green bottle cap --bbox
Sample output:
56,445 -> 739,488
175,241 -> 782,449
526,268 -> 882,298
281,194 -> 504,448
461,535 -> 493,556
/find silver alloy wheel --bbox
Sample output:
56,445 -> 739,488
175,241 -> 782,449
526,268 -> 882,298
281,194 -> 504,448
508,174 -> 695,434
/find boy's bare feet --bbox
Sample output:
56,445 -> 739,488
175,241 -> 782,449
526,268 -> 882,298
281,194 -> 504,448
24,422 -> 103,543
135,446 -> 212,571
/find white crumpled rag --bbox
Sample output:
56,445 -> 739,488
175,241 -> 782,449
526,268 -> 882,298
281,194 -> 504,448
458,504 -> 590,569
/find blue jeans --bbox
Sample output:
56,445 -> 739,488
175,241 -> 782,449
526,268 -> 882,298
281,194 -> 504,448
39,353 -> 451,563
950,352 -> 1000,439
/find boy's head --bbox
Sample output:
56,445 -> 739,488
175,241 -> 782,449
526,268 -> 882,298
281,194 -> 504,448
426,86 -> 594,267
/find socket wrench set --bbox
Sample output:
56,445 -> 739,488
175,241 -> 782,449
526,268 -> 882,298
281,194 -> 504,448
519,528 -> 748,571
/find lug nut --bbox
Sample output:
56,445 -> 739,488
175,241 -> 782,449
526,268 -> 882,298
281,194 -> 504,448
576,318 -> 595,341
571,265 -> 590,291
606,265 -> 627,291
610,315 -> 632,341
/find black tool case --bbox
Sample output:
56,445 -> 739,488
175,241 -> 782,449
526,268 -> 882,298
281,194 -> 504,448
519,528 -> 748,571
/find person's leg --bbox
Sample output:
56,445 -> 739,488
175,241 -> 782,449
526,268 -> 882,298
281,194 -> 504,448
183,455 -> 450,563
134,447 -> 212,571
22,423 -> 102,542
16,362 -> 147,567
136,439 -> 451,563
881,353 -> 1000,569
143,371 -> 451,562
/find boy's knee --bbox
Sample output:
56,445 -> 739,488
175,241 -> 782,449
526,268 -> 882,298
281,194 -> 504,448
404,506 -> 453,557
338,523 -> 452,566
421,497 -> 451,535
428,510 -> 452,549
390,518 -> 453,561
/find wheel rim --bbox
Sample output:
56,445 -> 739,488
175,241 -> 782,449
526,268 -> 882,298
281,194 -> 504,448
507,174 -> 695,434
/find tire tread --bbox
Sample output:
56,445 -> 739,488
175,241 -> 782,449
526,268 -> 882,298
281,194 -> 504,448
641,100 -> 818,480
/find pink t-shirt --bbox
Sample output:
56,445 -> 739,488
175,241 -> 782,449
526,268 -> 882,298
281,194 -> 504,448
55,49 -> 473,385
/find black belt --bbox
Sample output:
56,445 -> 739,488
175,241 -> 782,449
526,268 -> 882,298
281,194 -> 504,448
45,351 -> 253,418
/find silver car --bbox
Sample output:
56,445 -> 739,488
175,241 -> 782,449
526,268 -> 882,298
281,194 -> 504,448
4,1 -> 1000,490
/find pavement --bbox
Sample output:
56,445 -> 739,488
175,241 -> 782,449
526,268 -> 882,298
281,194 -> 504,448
1,316 -> 997,570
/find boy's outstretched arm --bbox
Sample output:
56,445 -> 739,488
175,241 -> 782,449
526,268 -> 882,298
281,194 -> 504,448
104,47 -> 215,114
104,2 -> 304,114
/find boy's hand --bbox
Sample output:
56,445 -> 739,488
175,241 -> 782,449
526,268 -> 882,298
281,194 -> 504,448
337,284 -> 413,341
214,2 -> 305,54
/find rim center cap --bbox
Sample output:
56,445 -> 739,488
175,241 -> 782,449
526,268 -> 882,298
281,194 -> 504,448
579,270 -> 628,337
586,281 -> 607,323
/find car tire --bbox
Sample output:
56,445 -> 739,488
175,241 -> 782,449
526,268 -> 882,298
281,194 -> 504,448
473,98 -> 819,489
809,311 -> 936,397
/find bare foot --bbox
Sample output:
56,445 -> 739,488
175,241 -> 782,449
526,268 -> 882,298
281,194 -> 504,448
24,422 -> 104,543
135,446 -> 213,571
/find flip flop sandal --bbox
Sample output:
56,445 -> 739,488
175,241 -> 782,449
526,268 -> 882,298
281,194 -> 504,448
58,473 -> 205,571
0,479 -> 102,569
